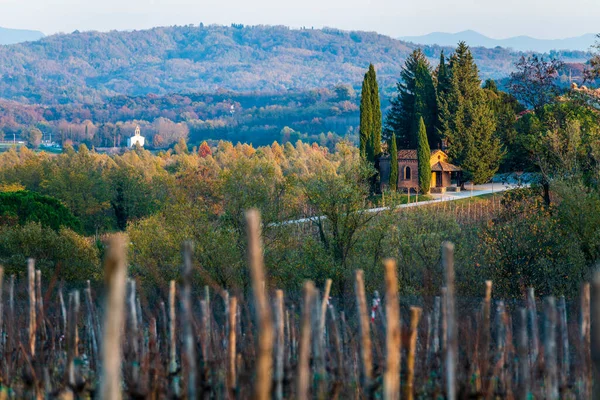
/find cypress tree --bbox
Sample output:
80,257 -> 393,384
389,133 -> 398,191
359,72 -> 372,160
368,64 -> 382,158
384,49 -> 438,149
417,117 -> 431,194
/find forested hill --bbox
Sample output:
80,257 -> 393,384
0,24 -> 590,105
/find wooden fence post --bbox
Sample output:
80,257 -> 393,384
581,282 -> 591,398
590,270 -> 600,398
355,269 -> 373,394
227,296 -> 238,399
98,235 -> 127,400
480,280 -> 492,391
527,288 -> 539,366
246,209 -> 273,400
544,297 -> 558,400
181,241 -> 196,400
383,259 -> 401,400
274,290 -> 285,400
406,306 -> 422,400
297,281 -> 315,400
517,308 -> 530,399
442,242 -> 456,400
28,259 -> 36,357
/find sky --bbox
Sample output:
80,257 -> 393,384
1,0 -> 600,39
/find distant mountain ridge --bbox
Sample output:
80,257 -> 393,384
0,26 -> 44,45
0,25 -> 591,104
400,30 -> 597,53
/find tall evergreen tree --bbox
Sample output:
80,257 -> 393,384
436,51 -> 452,96
417,117 -> 431,193
367,64 -> 382,158
389,133 -> 398,191
359,72 -> 372,160
459,94 -> 503,183
437,42 -> 503,184
384,49 -> 438,149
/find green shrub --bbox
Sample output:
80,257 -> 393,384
0,222 -> 100,283
0,190 -> 80,232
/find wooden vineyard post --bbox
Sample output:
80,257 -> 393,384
68,290 -> 80,389
204,285 -> 211,348
227,296 -> 238,399
312,287 -> 326,398
406,306 -> 422,400
558,296 -> 569,388
127,279 -> 140,387
480,280 -> 492,391
35,270 -> 46,343
181,241 -> 196,400
432,295 -> 441,357
591,270 -> 600,398
0,266 -> 3,356
297,281 -> 315,400
355,269 -> 373,395
28,258 -> 36,357
544,297 -> 558,400
319,279 -> 332,342
149,317 -> 159,398
274,290 -> 285,400
581,282 -> 591,398
442,242 -> 457,400
98,235 -> 127,400
7,274 -> 14,382
168,280 -> 179,397
527,288 -> 539,366
245,209 -> 274,400
517,308 -> 530,399
84,283 -> 99,371
59,285 -> 67,344
383,259 -> 401,400
328,304 -> 344,383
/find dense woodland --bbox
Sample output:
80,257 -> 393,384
0,88 -> 361,148
0,24 -> 590,105
0,24 -> 593,149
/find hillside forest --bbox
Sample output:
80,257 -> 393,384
0,25 -> 594,149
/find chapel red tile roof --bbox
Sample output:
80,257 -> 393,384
397,149 -> 417,159
431,161 -> 462,172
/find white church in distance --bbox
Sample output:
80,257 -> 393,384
127,125 -> 145,148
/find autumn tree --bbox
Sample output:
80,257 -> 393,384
198,141 -> 212,158
508,55 -> 564,111
24,127 -> 43,148
302,160 -> 379,296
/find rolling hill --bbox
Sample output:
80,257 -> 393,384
0,26 -> 44,45
400,30 -> 597,53
0,25 -> 591,105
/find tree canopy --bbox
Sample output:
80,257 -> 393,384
385,49 -> 438,149
0,190 -> 80,231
